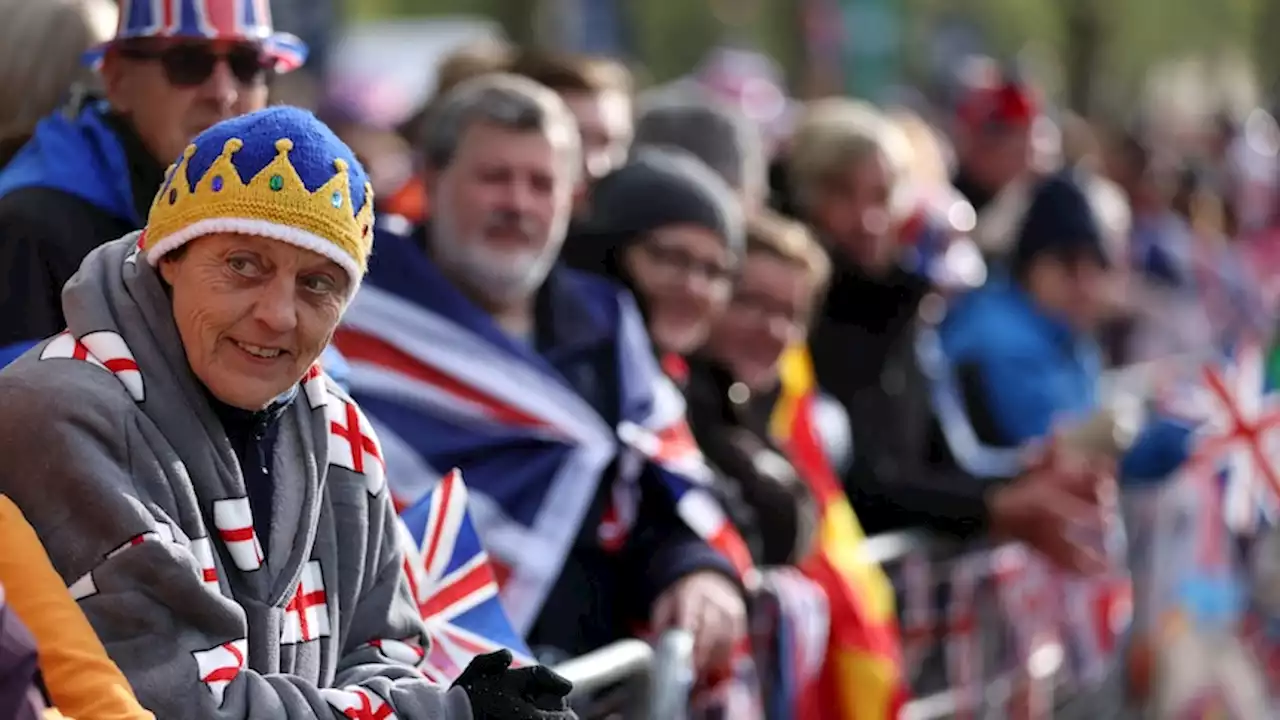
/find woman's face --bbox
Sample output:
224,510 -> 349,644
811,150 -> 897,274
160,232 -> 350,410
622,224 -> 734,356
705,252 -> 813,388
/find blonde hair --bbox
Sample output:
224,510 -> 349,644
788,98 -> 913,219
0,0 -> 117,143
887,108 -> 953,195
745,210 -> 832,312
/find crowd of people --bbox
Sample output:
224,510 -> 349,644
0,0 -> 1277,718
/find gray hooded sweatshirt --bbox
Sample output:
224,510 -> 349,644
0,234 -> 473,720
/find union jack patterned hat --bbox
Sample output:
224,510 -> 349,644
83,0 -> 307,74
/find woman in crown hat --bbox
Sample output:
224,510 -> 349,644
0,106 -> 575,720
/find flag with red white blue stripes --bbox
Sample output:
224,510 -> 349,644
335,226 -> 754,639
398,469 -> 534,683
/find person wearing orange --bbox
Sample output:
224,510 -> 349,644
0,495 -> 154,720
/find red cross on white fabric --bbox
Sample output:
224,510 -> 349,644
1186,344 -> 1280,532
212,497 -> 263,571
192,638 -> 247,707
322,686 -> 396,720
190,537 -> 220,588
282,560 -> 329,645
69,528 -> 173,600
40,330 -> 145,402
302,363 -> 328,410
367,638 -> 426,668
328,398 -> 386,496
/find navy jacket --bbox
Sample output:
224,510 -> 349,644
523,267 -> 734,660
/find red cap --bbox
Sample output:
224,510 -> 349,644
957,80 -> 1038,130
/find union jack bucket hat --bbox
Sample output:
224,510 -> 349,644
83,0 -> 307,74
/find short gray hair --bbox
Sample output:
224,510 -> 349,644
632,90 -> 765,203
419,73 -> 581,180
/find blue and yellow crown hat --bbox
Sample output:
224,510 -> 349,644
144,106 -> 374,288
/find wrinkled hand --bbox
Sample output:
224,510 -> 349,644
452,649 -> 577,720
651,571 -> 746,673
989,439 -> 1117,575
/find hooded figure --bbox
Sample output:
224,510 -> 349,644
0,107 -> 572,720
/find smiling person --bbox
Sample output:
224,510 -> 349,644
0,0 -> 295,349
336,75 -> 752,682
570,147 -> 744,368
0,107 -> 574,720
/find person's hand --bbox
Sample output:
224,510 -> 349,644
988,441 -> 1117,575
451,649 -> 577,720
651,570 -> 746,673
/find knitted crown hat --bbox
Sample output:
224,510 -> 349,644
142,106 -> 374,289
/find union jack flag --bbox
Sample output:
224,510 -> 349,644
1166,340 -> 1280,533
335,227 -> 754,635
398,469 -> 534,684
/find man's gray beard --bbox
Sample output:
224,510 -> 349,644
431,209 -> 562,306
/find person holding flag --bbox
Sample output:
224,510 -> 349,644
689,211 -> 908,719
335,73 -> 753,693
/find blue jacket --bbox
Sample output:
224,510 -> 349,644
0,101 -> 144,354
935,279 -> 1193,485
0,101 -> 140,222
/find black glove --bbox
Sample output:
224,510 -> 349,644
452,650 -> 577,720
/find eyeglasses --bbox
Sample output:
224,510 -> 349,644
639,242 -> 735,287
116,42 -> 271,88
731,290 -> 805,332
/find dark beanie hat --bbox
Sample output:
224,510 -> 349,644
586,146 -> 744,256
1012,171 -> 1109,274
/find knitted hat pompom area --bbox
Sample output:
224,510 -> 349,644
142,106 -> 375,290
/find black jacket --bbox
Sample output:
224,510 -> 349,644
809,263 -> 1002,539
682,356 -> 817,566
0,108 -> 163,346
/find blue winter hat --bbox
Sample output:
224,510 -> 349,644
1012,172 -> 1109,273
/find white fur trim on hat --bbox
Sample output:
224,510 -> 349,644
145,217 -> 362,295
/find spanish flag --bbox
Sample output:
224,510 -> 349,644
769,344 -> 908,720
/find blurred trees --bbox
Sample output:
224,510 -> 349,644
348,0 -> 1272,111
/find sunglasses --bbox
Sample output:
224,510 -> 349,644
117,42 -> 272,88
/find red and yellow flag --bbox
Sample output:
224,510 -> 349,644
770,344 -> 908,720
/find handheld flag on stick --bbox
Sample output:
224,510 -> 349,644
398,469 -> 535,683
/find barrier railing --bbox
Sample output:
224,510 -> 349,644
552,630 -> 697,720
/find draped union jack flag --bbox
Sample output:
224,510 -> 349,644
398,469 -> 533,683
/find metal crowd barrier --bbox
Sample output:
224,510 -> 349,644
551,630 -> 695,720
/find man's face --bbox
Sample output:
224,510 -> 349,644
561,89 -> 632,182
430,122 -> 575,304
964,123 -> 1032,192
1028,254 -> 1111,333
103,39 -> 272,166
812,150 -> 896,274
159,233 -> 350,410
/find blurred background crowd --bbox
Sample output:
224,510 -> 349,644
3,0 -> 1280,718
